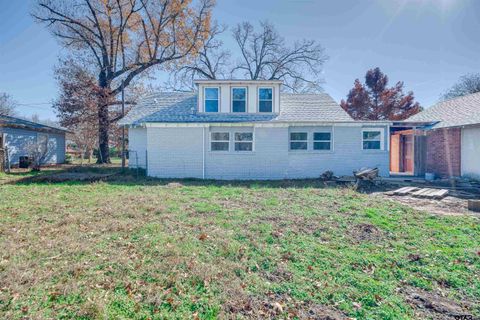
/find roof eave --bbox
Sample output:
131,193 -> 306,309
193,79 -> 283,84
124,120 -> 393,126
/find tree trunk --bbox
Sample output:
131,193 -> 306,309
97,104 -> 110,163
97,72 -> 111,164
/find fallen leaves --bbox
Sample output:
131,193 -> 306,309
198,233 -> 208,241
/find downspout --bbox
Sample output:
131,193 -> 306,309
386,124 -> 390,152
202,126 -> 205,179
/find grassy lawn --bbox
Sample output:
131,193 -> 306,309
0,168 -> 479,319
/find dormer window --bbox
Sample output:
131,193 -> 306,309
204,87 -> 219,112
258,87 -> 273,112
231,87 -> 247,113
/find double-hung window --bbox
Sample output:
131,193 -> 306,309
258,87 -> 273,112
211,132 -> 229,151
204,87 -> 219,112
232,87 -> 247,112
362,129 -> 383,150
234,132 -> 253,151
290,132 -> 308,150
313,132 -> 331,150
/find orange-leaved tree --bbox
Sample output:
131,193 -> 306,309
34,0 -> 214,163
341,67 -> 422,120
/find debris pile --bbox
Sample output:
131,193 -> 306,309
385,187 -> 449,200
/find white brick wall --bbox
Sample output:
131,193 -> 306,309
128,127 -> 147,169
130,125 -> 390,180
146,127 -> 203,178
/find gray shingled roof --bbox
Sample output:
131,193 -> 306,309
409,92 -> 480,129
277,93 -> 352,121
0,115 -> 68,134
119,91 -> 353,125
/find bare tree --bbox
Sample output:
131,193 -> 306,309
34,0 -> 214,163
166,21 -> 328,92
53,59 -> 102,133
25,134 -> 53,170
0,93 -> 17,116
232,21 -> 327,92
166,22 -> 231,90
69,121 -> 98,163
442,73 -> 480,101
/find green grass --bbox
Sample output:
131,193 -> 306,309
0,168 -> 479,319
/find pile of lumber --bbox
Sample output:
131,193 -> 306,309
354,168 -> 379,181
386,187 -> 449,200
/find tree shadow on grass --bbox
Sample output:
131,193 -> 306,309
5,165 -> 360,190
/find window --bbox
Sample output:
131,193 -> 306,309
234,132 -> 253,151
362,130 -> 383,150
313,132 -> 331,150
290,132 -> 308,150
232,87 -> 247,112
211,132 -> 229,151
258,87 -> 273,112
204,87 -> 219,112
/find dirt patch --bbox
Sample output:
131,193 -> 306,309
224,292 -> 348,319
348,223 -> 383,243
375,193 -> 479,216
166,182 -> 184,188
20,172 -> 116,183
401,287 -> 475,320
262,266 -> 293,283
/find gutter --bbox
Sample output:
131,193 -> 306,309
140,121 -> 394,128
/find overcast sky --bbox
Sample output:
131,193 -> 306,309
1,0 -> 479,120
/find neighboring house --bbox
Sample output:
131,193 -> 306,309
120,80 -> 391,180
0,115 -> 68,167
406,93 -> 480,179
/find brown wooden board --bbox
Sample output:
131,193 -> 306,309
393,186 -> 419,195
414,135 -> 427,177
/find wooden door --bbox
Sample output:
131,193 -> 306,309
390,134 -> 401,172
402,135 -> 414,173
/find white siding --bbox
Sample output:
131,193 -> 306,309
128,127 -> 147,169
139,125 -> 390,180
461,125 -> 480,179
0,128 -> 65,165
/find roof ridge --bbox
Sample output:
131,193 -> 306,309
140,91 -> 196,98
280,92 -> 328,95
0,114 -> 68,132
435,91 -> 480,105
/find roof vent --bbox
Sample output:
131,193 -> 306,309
190,107 -> 196,115
154,98 -> 158,104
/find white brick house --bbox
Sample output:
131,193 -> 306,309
119,80 -> 391,180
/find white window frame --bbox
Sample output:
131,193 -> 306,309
231,87 -> 247,113
289,132 -> 308,151
210,132 -> 230,152
204,87 -> 220,113
313,131 -> 332,151
258,87 -> 273,113
234,131 -> 254,152
362,129 -> 384,151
